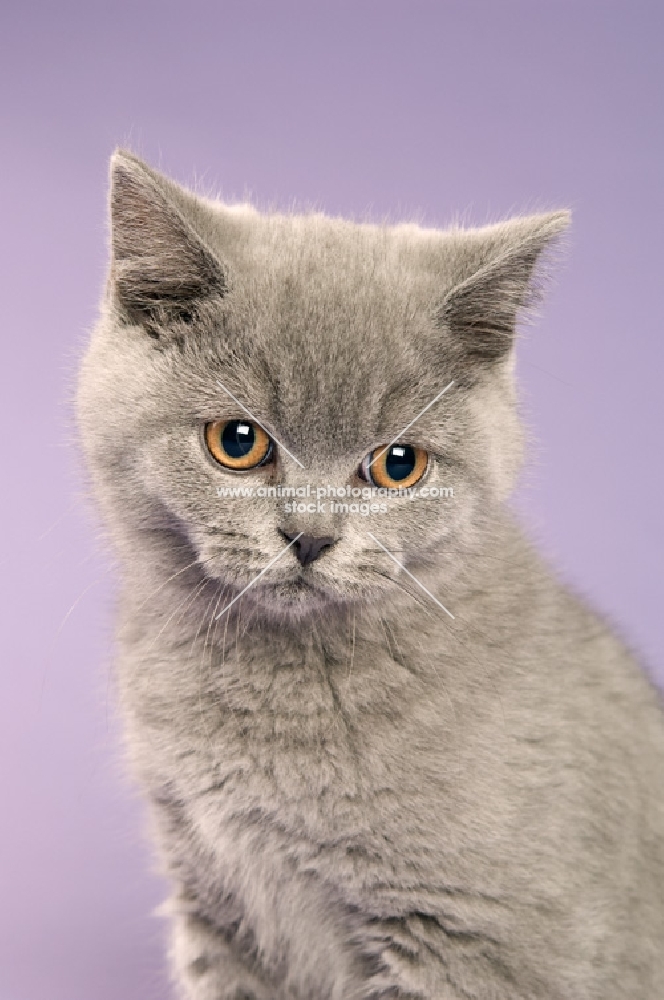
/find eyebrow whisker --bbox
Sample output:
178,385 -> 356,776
368,379 -> 455,469
216,379 -> 305,469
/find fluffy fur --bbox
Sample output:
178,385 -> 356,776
77,151 -> 664,999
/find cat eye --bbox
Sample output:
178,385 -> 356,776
359,444 -> 429,489
205,419 -> 273,470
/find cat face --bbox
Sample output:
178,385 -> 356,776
77,152 -> 568,619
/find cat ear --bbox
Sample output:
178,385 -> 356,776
108,150 -> 226,335
435,211 -> 570,363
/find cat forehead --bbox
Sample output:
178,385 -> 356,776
203,201 -> 458,289
213,215 -> 443,369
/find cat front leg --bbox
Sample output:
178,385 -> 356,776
171,908 -> 457,1000
170,909 -> 282,1000
354,912 -> 535,1000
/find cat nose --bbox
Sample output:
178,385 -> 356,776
280,530 -> 337,566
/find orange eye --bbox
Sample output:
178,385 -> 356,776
205,419 -> 273,470
361,444 -> 428,489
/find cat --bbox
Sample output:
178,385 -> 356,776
77,150 -> 664,1000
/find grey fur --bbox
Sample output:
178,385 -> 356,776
77,151 -> 664,999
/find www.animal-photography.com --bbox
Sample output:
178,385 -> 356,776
2,3 -> 663,998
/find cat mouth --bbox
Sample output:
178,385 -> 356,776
264,573 -> 327,599
243,571 -> 342,616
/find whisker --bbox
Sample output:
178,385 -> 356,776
144,577 -> 209,654
346,605 -> 356,685
195,580 -> 227,747
371,568 -> 437,619
134,556 -> 202,613
41,577 -> 103,709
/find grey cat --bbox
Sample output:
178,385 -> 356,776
77,150 -> 664,999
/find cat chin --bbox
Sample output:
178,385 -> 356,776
214,574 -> 361,623
247,578 -> 345,621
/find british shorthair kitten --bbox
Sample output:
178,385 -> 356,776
77,151 -> 664,999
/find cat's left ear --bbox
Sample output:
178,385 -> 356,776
435,211 -> 570,363
108,150 -> 227,336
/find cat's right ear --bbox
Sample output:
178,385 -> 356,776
108,150 -> 226,337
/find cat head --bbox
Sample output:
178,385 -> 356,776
77,150 -> 568,621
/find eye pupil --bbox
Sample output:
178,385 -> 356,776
222,420 -> 255,458
385,444 -> 416,482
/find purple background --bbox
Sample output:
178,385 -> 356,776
1,2 -> 662,998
